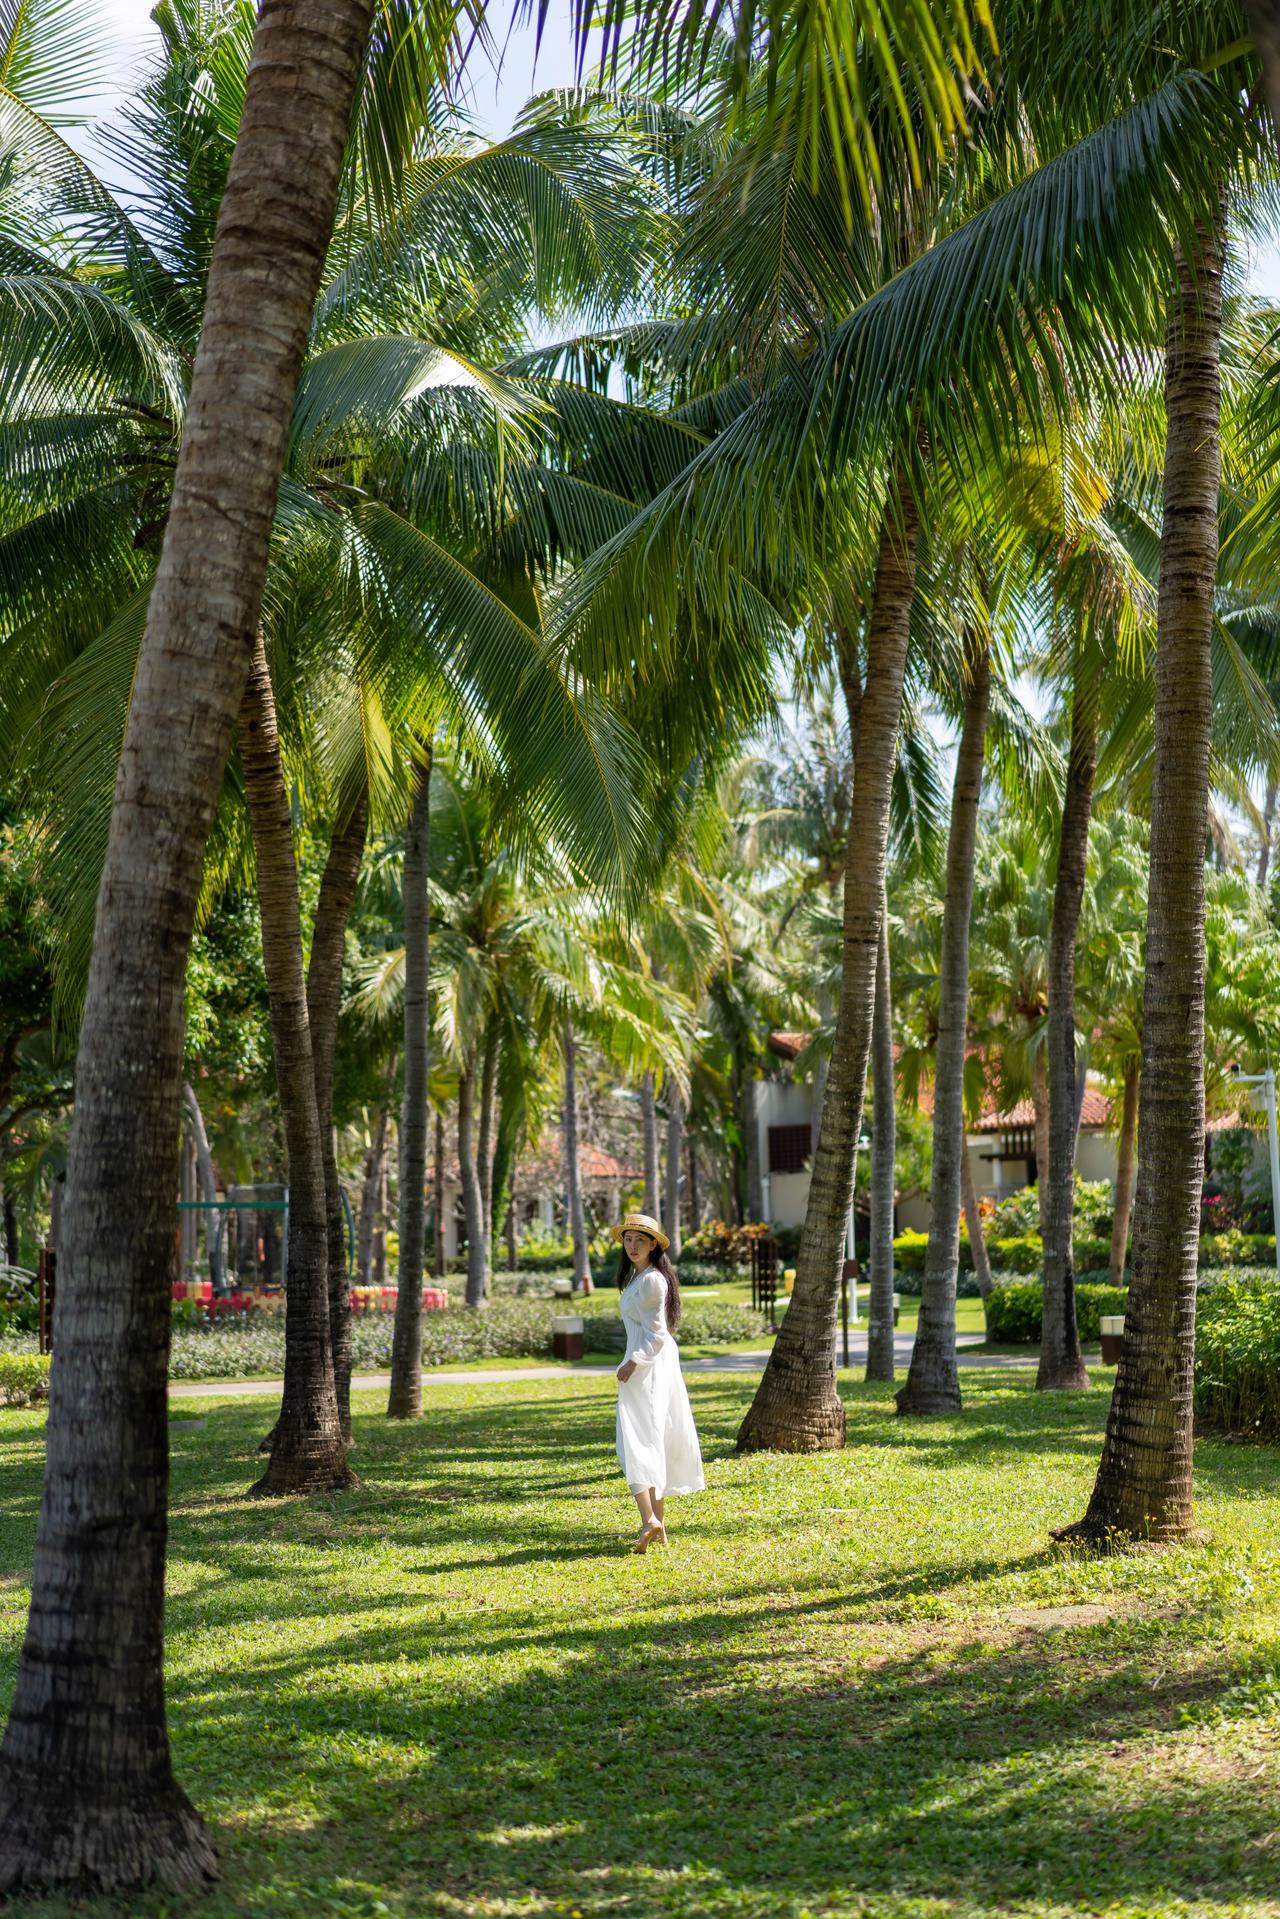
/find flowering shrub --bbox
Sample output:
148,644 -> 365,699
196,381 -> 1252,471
682,1220 -> 771,1265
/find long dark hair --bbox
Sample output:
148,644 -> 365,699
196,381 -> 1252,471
615,1245 -> 682,1333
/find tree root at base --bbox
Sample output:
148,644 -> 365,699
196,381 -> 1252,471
0,1775 -> 218,1896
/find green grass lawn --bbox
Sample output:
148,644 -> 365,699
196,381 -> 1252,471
4,1370 -> 1280,1919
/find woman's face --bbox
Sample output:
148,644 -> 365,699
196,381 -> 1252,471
623,1228 -> 657,1265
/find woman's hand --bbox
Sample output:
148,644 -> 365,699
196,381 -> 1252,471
616,1360 -> 636,1383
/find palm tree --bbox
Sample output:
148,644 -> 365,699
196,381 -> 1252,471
0,0 -> 404,1879
1059,211 -> 1228,1542
896,625 -> 992,1415
865,886 -> 898,1381
388,745 -> 430,1418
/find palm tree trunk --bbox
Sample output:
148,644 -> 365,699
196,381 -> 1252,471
1038,668 -> 1099,1392
0,0 -> 373,1885
478,1019 -> 500,1285
505,1165 -> 518,1271
238,634 -> 351,1496
1248,3 -> 1280,145
374,1144 -> 389,1287
182,1081 -> 225,1290
738,475 -> 918,1451
563,1019 -> 593,1291
898,629 -> 991,1416
665,1085 -> 685,1260
433,1109 -> 446,1279
742,1070 -> 763,1221
1059,216 -> 1225,1544
640,1067 -> 660,1216
458,1062 -> 486,1308
357,1108 -> 387,1286
688,1139 -> 700,1229
1109,1064 -> 1140,1287
961,1138 -> 993,1300
1032,1049 -> 1049,1231
1257,776 -> 1277,889
865,888 -> 897,1381
305,786 -> 367,1440
389,748 -> 431,1419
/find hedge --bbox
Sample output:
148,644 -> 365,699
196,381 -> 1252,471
0,1352 -> 51,1406
160,1296 -> 766,1380
1195,1279 -> 1280,1439
983,1280 -> 1129,1344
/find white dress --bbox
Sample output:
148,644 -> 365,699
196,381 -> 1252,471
615,1269 -> 705,1497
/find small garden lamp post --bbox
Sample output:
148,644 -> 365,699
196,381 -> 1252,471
1231,1066 -> 1280,1284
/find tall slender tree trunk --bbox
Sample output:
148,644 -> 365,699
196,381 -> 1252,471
181,1129 -> 197,1269
458,1062 -> 486,1308
1032,1048 -> 1049,1230
389,749 -> 431,1419
1256,777 -> 1277,889
688,1139 -> 700,1230
374,1145 -> 389,1288
305,786 -> 367,1440
1109,1064 -> 1140,1286
665,1085 -> 685,1261
1038,667 -> 1099,1391
640,1068 -> 660,1217
478,1019 -> 500,1285
0,3 -> 375,1882
505,1169 -> 518,1271
1059,218 -> 1225,1544
1248,2 -> 1280,146
960,1139 -> 993,1300
563,1020 -> 593,1292
239,634 -> 351,1495
433,1110 -> 446,1279
357,1108 -> 387,1286
738,475 -> 918,1451
2,1189 -> 18,1268
182,1082 -> 224,1290
898,629 -> 991,1416
865,889 -> 897,1381
742,1069 -> 763,1221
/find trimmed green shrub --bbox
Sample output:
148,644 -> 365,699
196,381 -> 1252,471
0,1352 -> 51,1406
581,1299 -> 766,1353
1198,1231 -> 1276,1269
892,1230 -> 930,1274
1195,1279 -> 1280,1439
989,1235 -> 1043,1275
1075,1235 -> 1111,1269
0,1266 -> 37,1335
983,1280 -> 1129,1344
161,1296 -> 767,1380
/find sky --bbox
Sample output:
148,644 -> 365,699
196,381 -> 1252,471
73,0 -> 1280,293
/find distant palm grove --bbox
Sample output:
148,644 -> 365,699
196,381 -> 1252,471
4,0 -> 1280,1900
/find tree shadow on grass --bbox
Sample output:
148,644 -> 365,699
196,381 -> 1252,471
158,1564 -> 1279,1919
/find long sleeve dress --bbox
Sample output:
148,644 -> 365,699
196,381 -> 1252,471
615,1268 -> 705,1498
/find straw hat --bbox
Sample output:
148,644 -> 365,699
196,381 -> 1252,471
611,1211 -> 670,1251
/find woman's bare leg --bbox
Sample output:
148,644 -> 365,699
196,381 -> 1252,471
652,1491 -> 665,1526
630,1487 -> 665,1552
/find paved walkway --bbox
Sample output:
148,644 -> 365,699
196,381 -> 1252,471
168,1332 -> 1039,1399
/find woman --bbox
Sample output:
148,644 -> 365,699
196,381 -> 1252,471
612,1211 -> 704,1552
